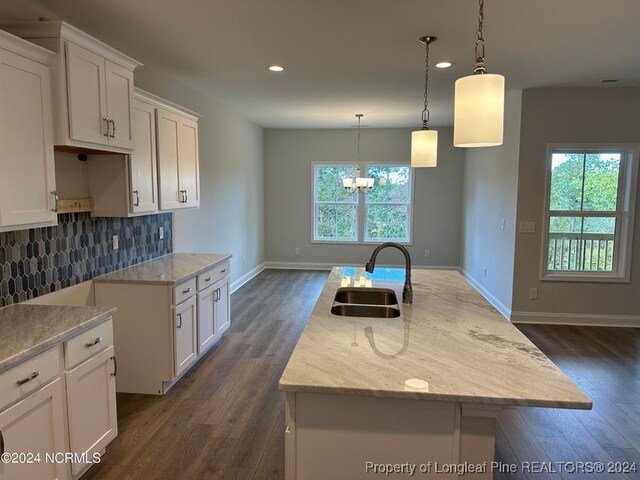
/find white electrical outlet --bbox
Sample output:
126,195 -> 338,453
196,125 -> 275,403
424,249 -> 430,258
295,248 -> 300,255
529,288 -> 538,300
159,227 -> 164,240
519,221 -> 536,234
112,235 -> 119,250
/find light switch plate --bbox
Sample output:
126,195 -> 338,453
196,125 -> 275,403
519,221 -> 536,234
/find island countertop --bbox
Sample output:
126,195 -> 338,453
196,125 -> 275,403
0,304 -> 116,372
94,253 -> 232,285
279,267 -> 592,409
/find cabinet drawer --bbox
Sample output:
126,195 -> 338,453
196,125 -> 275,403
174,277 -> 197,305
65,319 -> 114,369
0,346 -> 61,412
197,261 -> 230,291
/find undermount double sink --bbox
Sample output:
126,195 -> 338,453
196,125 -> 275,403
330,287 -> 401,318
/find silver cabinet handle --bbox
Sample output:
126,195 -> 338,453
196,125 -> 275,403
177,313 -> 182,329
184,190 -> 188,203
221,269 -> 226,273
178,190 -> 186,203
111,356 -> 117,377
16,370 -> 40,386
182,287 -> 192,294
85,337 -> 103,348
51,191 -> 59,212
103,117 -> 111,137
133,190 -> 140,207
204,276 -> 212,282
110,119 -> 116,138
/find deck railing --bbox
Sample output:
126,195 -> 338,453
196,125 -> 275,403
547,233 -> 615,272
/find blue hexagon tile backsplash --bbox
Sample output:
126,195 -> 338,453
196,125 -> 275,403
0,212 -> 173,307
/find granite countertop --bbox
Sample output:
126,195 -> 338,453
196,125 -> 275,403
94,253 -> 232,285
279,267 -> 592,409
0,304 -> 116,372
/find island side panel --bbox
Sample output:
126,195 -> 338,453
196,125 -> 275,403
458,404 -> 502,480
95,282 -> 173,395
290,392 -> 459,480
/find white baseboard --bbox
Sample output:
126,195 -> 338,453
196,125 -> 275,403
263,261 -> 460,271
459,269 -> 512,320
231,263 -> 266,293
510,311 -> 640,328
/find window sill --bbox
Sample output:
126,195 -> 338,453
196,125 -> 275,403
541,272 -> 630,283
311,239 -> 413,246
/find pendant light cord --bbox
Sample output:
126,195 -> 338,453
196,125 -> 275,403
421,41 -> 430,129
474,0 -> 486,74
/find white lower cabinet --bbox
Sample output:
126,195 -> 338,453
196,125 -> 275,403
0,319 -> 117,480
0,379 -> 68,480
174,296 -> 198,376
95,260 -> 231,395
197,285 -> 217,354
65,346 -> 117,476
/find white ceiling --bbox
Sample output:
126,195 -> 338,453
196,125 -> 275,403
2,0 -> 640,128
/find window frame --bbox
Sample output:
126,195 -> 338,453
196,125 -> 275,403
311,162 -> 414,245
540,143 -> 639,283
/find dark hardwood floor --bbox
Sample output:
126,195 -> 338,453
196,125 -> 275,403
85,270 -> 640,479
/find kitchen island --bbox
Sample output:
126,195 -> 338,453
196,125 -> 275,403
279,267 -> 591,479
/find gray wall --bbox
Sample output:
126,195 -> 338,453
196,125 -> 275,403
461,90 -> 522,313
512,88 -> 640,317
135,66 -> 265,286
264,127 -> 464,267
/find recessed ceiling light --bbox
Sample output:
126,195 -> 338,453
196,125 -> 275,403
268,65 -> 284,72
435,61 -> 453,69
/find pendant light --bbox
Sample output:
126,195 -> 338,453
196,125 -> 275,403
411,36 -> 438,168
454,0 -> 505,147
343,114 -> 374,193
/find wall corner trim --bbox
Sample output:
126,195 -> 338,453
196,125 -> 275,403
510,311 -> 640,328
231,263 -> 266,293
459,269 -> 512,320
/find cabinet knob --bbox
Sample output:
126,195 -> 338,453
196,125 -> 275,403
16,370 -> 40,386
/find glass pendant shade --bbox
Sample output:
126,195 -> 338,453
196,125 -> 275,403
411,129 -> 438,167
454,73 -> 505,147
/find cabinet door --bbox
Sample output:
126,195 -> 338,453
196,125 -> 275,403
215,280 -> 230,337
174,296 -> 197,376
65,346 -> 117,476
0,48 -> 56,227
0,378 -> 68,480
179,117 -> 200,208
129,99 -> 158,213
197,285 -> 216,354
105,60 -> 134,149
156,108 -> 182,210
65,41 -> 108,146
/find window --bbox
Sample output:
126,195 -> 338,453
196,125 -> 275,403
543,145 -> 638,282
313,164 -> 413,243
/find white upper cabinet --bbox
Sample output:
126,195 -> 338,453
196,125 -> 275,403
1,21 -> 141,154
0,30 -> 57,231
154,97 -> 201,211
130,97 -> 159,213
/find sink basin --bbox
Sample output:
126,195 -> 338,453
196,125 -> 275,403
333,287 -> 398,306
330,304 -> 401,318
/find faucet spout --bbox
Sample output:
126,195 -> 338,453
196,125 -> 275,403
365,242 -> 413,304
